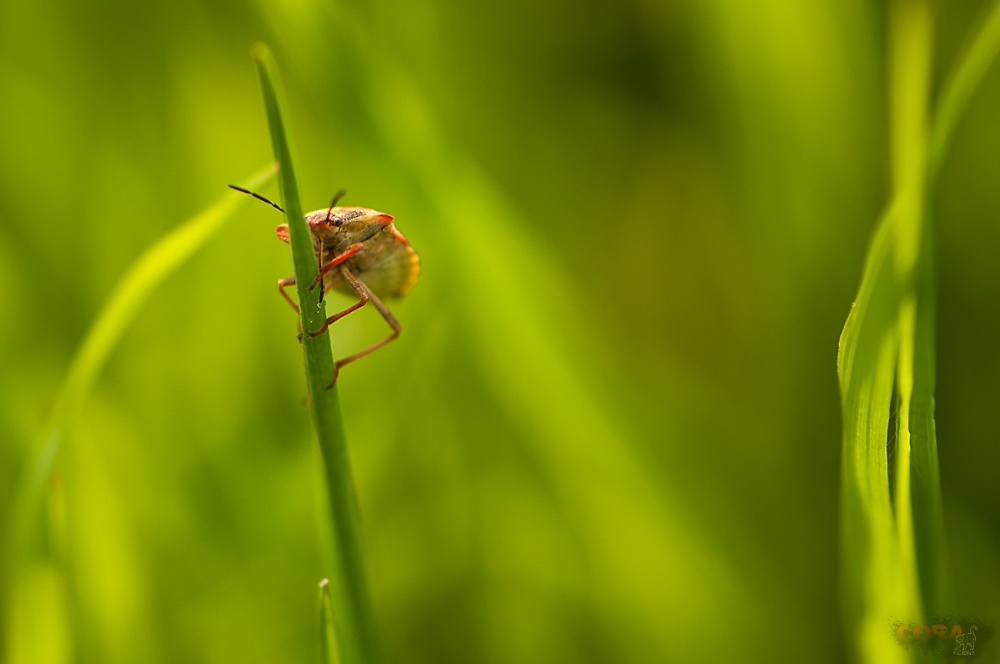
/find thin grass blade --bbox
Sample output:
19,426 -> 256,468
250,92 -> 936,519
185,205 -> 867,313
838,1 -> 935,660
318,579 -> 340,664
904,0 -> 1000,624
929,1 -> 1000,180
250,42 -> 377,664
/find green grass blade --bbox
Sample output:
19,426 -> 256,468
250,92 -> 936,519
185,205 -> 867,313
840,2 -> 1000,657
903,0 -> 1000,626
318,579 -> 340,664
5,164 -> 276,663
838,201 -> 916,662
907,201 -> 953,616
11,163 -> 276,546
55,165 -> 276,435
838,1 -> 934,659
886,0 -> 933,620
250,43 -> 377,664
929,1 -> 1000,180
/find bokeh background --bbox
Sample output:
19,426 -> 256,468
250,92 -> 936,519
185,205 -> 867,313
2,0 -> 999,662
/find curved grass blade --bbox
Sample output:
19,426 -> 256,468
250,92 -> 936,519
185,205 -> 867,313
929,1 -> 1000,181
250,43 -> 377,664
838,0 -> 1000,657
4,164 -> 277,663
838,2 -> 933,660
838,201 -> 918,663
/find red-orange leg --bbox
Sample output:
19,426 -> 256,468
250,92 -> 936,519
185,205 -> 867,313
278,241 -> 363,318
310,265 -> 401,387
310,294 -> 368,336
309,242 -> 364,291
278,275 -> 299,313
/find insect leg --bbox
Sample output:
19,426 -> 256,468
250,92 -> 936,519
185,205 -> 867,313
321,265 -> 401,387
317,240 -> 325,306
280,244 -> 363,328
308,290 -> 368,337
278,275 -> 299,313
308,242 -> 364,291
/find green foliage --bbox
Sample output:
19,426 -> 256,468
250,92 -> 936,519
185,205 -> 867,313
839,3 -> 1000,662
319,580 -> 340,664
3,1 -> 1000,663
5,166 -> 275,662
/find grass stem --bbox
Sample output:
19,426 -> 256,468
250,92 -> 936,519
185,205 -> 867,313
250,43 -> 378,664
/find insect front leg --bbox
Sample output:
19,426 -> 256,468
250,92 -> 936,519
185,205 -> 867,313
279,242 -> 362,319
308,292 -> 369,337
308,242 -> 364,291
278,275 -> 299,313
278,275 -> 309,342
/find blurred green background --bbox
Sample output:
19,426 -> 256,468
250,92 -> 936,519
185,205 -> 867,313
2,0 -> 999,662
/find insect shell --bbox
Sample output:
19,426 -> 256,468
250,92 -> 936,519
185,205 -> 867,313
276,206 -> 420,299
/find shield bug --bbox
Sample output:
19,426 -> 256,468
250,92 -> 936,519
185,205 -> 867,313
229,184 -> 420,385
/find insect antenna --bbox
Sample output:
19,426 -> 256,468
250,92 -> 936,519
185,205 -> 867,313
228,184 -> 285,213
323,189 -> 347,223
317,190 -> 345,304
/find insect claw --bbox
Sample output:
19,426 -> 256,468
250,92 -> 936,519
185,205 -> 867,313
325,366 -> 341,389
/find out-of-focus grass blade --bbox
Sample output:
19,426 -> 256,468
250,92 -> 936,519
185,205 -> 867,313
838,200 -> 919,662
318,579 -> 340,664
838,1 -> 933,661
317,27 -> 759,662
906,199 -> 952,618
929,1 -> 1000,180
839,0 -> 1000,658
908,0 -> 1000,623
250,43 -> 377,664
4,164 -> 276,664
